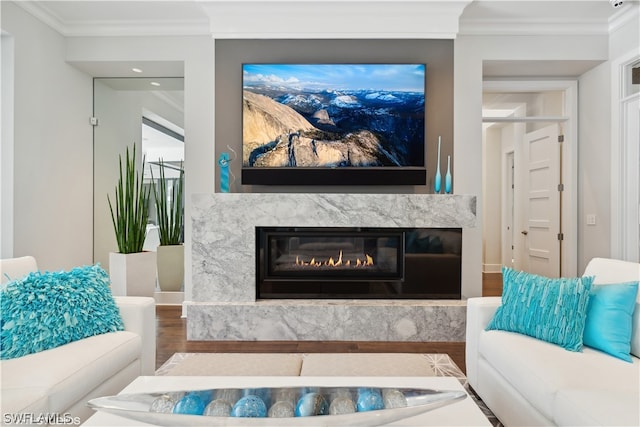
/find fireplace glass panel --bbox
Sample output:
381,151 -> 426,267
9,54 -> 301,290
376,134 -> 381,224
265,229 -> 403,281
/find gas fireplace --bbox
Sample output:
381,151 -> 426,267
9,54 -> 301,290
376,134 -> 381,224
256,227 -> 462,299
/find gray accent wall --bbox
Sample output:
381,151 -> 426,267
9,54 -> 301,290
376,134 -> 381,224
214,39 -> 454,194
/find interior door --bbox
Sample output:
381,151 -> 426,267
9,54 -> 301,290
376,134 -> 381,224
521,124 -> 561,277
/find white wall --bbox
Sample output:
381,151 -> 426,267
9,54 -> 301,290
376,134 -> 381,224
578,62 -> 611,269
482,125 -> 502,272
578,8 -> 640,269
1,33 -> 15,258
1,2 -> 93,271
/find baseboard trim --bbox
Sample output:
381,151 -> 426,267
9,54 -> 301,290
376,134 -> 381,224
483,264 -> 502,273
154,291 -> 184,306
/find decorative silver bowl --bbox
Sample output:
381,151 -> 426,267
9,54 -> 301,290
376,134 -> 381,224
88,385 -> 466,426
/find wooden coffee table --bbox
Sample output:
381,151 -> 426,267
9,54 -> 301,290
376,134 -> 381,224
82,376 -> 492,426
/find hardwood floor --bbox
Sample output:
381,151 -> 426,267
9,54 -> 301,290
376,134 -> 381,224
482,272 -> 503,297
155,274 -> 503,374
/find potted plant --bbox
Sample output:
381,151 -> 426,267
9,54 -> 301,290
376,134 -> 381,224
107,144 -> 156,297
151,158 -> 184,292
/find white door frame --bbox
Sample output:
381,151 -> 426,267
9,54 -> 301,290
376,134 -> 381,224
484,80 -> 578,277
502,150 -> 515,269
611,51 -> 640,262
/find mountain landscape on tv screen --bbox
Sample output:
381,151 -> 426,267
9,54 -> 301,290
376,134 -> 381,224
242,64 -> 425,169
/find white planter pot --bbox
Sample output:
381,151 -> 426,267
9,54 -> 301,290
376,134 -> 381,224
109,251 -> 157,297
156,244 -> 184,292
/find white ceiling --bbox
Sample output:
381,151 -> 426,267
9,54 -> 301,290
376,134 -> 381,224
71,61 -> 184,79
483,60 -> 606,78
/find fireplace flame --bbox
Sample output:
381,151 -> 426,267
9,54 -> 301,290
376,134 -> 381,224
295,250 -> 374,268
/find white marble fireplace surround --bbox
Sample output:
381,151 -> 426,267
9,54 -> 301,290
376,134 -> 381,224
188,193 -> 476,342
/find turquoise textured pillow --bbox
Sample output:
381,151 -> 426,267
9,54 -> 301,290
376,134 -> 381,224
486,267 -> 594,351
583,282 -> 639,362
0,264 -> 124,360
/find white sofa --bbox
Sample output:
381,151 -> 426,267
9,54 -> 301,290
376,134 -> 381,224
0,256 -> 156,424
466,258 -> 640,426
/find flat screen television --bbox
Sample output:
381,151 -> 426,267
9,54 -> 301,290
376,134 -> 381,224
241,63 -> 426,185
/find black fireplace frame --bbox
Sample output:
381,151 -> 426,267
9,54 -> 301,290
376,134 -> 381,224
255,226 -> 462,300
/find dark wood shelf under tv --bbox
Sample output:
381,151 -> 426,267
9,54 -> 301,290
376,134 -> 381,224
242,167 -> 427,186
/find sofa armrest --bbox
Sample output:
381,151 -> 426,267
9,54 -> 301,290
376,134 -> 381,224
465,297 -> 501,389
114,296 -> 156,375
1,256 -> 38,284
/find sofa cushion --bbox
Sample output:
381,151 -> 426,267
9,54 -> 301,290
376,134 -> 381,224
0,256 -> 38,285
583,257 -> 640,357
0,386 -> 49,416
583,282 -> 639,362
1,264 -> 124,360
553,388 -> 640,426
633,302 -> 640,359
479,329 -> 640,420
0,331 -> 140,414
486,267 -> 593,351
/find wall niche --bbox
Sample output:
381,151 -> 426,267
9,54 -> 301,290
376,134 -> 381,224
214,39 -> 453,193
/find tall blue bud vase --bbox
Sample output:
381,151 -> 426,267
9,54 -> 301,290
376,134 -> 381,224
445,155 -> 452,194
218,152 -> 230,193
434,136 -> 442,193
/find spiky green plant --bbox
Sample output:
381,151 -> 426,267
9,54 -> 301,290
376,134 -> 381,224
151,159 -> 184,246
108,145 -> 150,254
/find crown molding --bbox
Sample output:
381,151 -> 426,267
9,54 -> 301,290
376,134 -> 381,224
459,0 -> 634,37
14,0 -> 635,38
14,1 -> 210,37
609,2 -> 640,34
14,1 -> 66,35
58,21 -> 211,37
200,1 -> 473,39
459,17 -> 609,36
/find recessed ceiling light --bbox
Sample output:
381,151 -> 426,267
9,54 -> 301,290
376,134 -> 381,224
132,67 -> 143,73
150,81 -> 161,87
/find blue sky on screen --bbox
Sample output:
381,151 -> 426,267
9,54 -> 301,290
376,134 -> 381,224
243,64 -> 425,92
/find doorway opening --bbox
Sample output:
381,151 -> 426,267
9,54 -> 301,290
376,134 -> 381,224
482,81 -> 578,278
142,114 -> 185,252
92,76 -> 184,302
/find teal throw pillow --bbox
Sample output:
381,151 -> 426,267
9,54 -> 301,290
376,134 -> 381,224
486,267 -> 594,351
583,282 -> 639,362
0,264 -> 124,360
